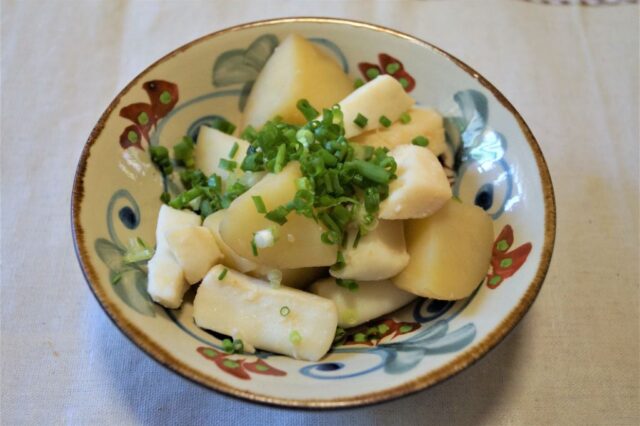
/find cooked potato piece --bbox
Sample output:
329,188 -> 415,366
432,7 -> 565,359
220,162 -> 337,268
330,220 -> 409,281
393,200 -> 494,300
352,107 -> 447,158
338,75 -> 414,138
147,248 -> 187,309
155,205 -> 201,249
165,226 -> 222,284
193,265 -> 338,361
203,211 -> 257,273
249,264 -> 326,289
243,34 -> 353,129
310,277 -> 416,328
379,145 -> 451,220
194,126 -> 250,179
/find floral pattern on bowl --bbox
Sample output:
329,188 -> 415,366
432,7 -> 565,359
72,18 -> 555,408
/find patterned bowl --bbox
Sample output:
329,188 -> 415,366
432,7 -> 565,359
71,17 -> 555,408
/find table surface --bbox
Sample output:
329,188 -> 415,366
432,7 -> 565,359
1,0 -> 638,424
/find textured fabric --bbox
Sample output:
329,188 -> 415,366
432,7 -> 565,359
1,0 -> 638,424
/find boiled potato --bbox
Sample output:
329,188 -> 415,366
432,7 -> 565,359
155,204 -> 201,249
352,107 -> 447,158
243,34 -> 353,129
165,226 -> 222,284
147,248 -> 187,309
310,277 -> 416,328
338,75 -> 414,138
330,220 -> 409,281
392,200 -> 494,300
220,162 -> 337,268
249,264 -> 326,289
195,126 -> 250,179
379,145 -> 451,220
203,210 -> 257,273
193,265 -> 338,361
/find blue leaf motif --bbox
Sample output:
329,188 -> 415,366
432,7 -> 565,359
95,238 -> 124,271
111,268 -> 156,317
212,34 -> 278,87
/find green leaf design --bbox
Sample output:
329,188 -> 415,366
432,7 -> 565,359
212,34 -> 278,87
111,268 -> 156,317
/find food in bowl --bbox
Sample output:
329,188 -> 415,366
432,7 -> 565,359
136,34 -> 494,362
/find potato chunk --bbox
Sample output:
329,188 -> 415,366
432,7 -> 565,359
310,277 -> 416,327
392,200 -> 494,300
194,126 -> 250,179
379,145 -> 452,220
155,205 -> 201,250
220,162 -> 337,268
243,34 -> 353,129
203,211 -> 257,273
352,107 -> 447,158
338,75 -> 414,138
165,226 -> 222,284
330,220 -> 409,281
193,265 -> 338,361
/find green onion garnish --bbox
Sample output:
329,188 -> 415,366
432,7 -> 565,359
273,143 -> 287,173
149,145 -> 173,176
353,333 -> 366,343
173,136 -> 196,169
289,330 -> 302,344
352,229 -> 362,249
228,142 -> 239,159
347,160 -> 390,184
336,278 -> 359,292
218,158 -> 237,172
379,115 -> 392,128
365,68 -> 380,79
222,338 -> 234,353
209,117 -> 236,135
217,268 -> 228,280
354,78 -> 364,89
385,63 -> 400,74
412,136 -> 429,147
296,99 -> 319,121
353,113 -> 368,129
399,112 -> 411,124
251,239 -> 258,256
252,195 -> 267,214
280,306 -> 290,317
265,205 -> 289,225
331,251 -> 346,272
123,237 -> 154,264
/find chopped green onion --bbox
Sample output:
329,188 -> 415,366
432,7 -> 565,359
289,330 -> 302,344
379,115 -> 392,128
399,112 -> 411,124
336,278 -> 359,292
233,339 -> 244,353
218,268 -> 228,280
265,205 -> 289,225
149,145 -> 173,176
347,160 -> 390,184
352,229 -> 362,249
251,239 -> 258,256
228,142 -> 239,159
296,128 -> 314,147
280,306 -> 290,317
353,113 -> 368,129
333,326 -> 346,344
353,333 -> 366,343
122,237 -> 155,264
296,99 -> 319,121
365,68 -> 380,79
354,78 -> 365,89
209,117 -> 236,135
160,192 -> 171,203
222,338 -> 234,353
412,136 -> 429,147
218,158 -> 237,172
173,136 -> 195,169
252,195 -> 267,213
331,251 -> 345,271
385,63 -> 401,74
296,177 -> 312,191
273,143 -> 286,173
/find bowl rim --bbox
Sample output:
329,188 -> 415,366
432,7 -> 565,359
71,16 -> 556,409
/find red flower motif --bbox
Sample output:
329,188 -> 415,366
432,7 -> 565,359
118,80 -> 179,150
196,347 -> 286,380
358,53 -> 415,92
340,318 -> 420,347
486,225 -> 532,289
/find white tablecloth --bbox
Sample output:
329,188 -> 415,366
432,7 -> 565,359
2,0 -> 638,424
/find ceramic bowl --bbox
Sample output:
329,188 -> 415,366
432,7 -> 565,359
71,17 -> 555,408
